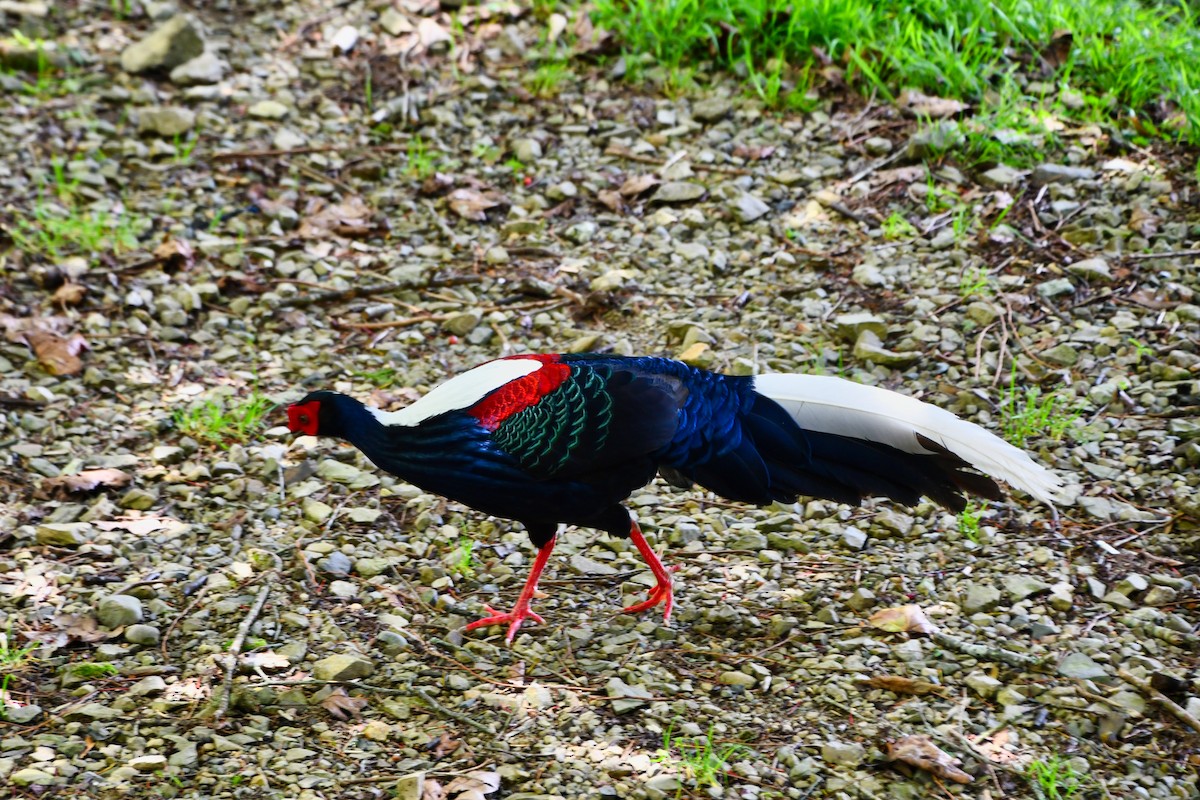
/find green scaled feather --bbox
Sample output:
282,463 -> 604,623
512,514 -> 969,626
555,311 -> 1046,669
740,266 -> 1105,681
493,368 -> 612,476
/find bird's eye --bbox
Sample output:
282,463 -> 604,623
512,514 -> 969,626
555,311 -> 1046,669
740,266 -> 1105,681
299,414 -> 311,426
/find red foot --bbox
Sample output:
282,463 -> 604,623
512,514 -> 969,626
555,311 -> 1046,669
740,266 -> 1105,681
624,520 -> 677,625
464,535 -> 556,644
465,603 -> 546,644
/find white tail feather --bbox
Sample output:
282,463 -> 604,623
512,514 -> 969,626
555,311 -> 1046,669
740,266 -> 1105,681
753,374 -> 1064,506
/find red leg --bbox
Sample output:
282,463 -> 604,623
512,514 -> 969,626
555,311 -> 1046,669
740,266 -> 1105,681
465,535 -> 556,644
623,520 -> 677,624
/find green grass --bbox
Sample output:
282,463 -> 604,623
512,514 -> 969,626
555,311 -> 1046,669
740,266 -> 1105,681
67,662 -> 120,679
958,500 -> 986,543
10,160 -> 140,261
881,211 -> 918,240
451,537 -> 477,578
958,266 -> 992,298
0,625 -> 35,671
173,390 -> 275,448
1001,369 -> 1079,448
651,722 -> 748,788
352,366 -> 399,388
526,59 -> 572,97
1027,756 -> 1084,800
405,136 -> 436,180
590,0 -> 1200,146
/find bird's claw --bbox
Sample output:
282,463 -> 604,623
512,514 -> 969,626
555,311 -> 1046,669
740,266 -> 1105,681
465,603 -> 546,644
622,573 -> 675,624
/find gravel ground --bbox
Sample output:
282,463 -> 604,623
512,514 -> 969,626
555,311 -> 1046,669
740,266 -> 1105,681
1,2 -> 1198,799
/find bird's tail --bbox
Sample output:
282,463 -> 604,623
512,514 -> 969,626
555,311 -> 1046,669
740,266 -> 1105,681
750,374 -> 1065,508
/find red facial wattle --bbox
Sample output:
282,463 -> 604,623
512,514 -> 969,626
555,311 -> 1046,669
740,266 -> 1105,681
287,400 -> 321,436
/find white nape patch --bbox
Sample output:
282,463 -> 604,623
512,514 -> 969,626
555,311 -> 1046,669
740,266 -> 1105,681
370,357 -> 543,427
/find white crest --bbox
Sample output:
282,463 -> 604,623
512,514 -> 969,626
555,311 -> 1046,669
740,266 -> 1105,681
370,357 -> 544,427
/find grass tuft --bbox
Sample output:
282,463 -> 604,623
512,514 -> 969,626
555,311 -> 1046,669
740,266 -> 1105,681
651,722 -> 748,788
173,390 -> 274,448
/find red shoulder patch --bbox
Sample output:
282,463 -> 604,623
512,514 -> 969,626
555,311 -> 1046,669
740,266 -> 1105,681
468,356 -> 570,430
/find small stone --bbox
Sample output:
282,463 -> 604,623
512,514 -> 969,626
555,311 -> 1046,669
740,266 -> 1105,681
1040,343 -> 1079,367
1048,583 -> 1074,611
1058,652 -> 1109,680
151,445 -> 186,464
120,15 -> 204,73
853,330 -> 919,367
1032,164 -> 1096,184
730,192 -> 770,223
842,526 -> 868,550
511,138 -> 542,162
833,313 -> 887,342
313,653 -> 375,681
127,676 -> 167,697
980,164 -> 1024,186
568,554 -> 618,575
864,136 -> 893,155
4,704 -> 42,723
875,510 -> 913,536
315,460 -> 363,483
1144,586 -> 1177,606
851,261 -> 886,287
98,594 -> 144,627
331,25 -> 359,53
718,671 -> 757,687
65,702 -> 122,720
846,587 -> 876,611
1036,278 -> 1075,299
965,301 -> 1000,326
354,557 -> 391,578
963,583 -> 1001,614
653,181 -> 706,204
129,755 -> 168,772
11,768 -> 56,786
692,97 -> 733,122
1003,575 -> 1051,601
443,311 -> 482,336
319,551 -> 353,576
605,677 -> 652,714
821,741 -> 865,767
964,672 -> 1002,698
169,50 -> 226,85
590,269 -> 634,292
36,522 -> 89,547
730,530 -> 768,550
303,498 -> 334,524
138,106 -> 196,137
329,580 -> 357,599
675,241 -> 709,261
563,221 -> 597,243
119,488 -> 158,510
125,624 -> 161,645
248,100 -> 290,119
905,121 -> 963,159
484,246 -> 509,265
1067,257 -> 1112,282
1115,574 -> 1149,595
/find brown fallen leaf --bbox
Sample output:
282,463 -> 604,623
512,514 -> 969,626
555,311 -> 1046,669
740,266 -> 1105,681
421,778 -> 447,800
886,735 -> 973,784
321,687 -> 368,720
94,517 -> 174,536
731,144 -> 777,161
298,196 -> 376,239
38,468 -> 131,498
1127,206 -> 1159,238
52,282 -> 87,306
596,189 -> 625,213
444,771 -> 500,800
54,613 -> 117,644
240,651 -> 291,673
447,188 -> 507,221
1040,29 -> 1074,72
898,88 -> 969,119
868,604 -> 938,635
428,731 -> 461,759
24,329 -> 88,376
153,238 -> 196,272
618,173 -> 660,197
859,675 -> 948,696
419,172 -> 456,197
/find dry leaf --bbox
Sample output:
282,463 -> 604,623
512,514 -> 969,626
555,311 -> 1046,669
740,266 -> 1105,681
964,728 -> 1023,765
240,651 -> 291,673
420,172 -> 456,197
421,778 -> 447,800
428,731 -> 461,759
1040,29 -> 1074,71
1127,206 -> 1159,238
444,771 -> 501,800
52,282 -> 87,306
321,687 -> 368,720
164,677 -> 212,703
38,468 -> 131,498
868,604 -> 938,635
153,238 -> 196,272
886,735 -> 973,784
898,88 -> 969,119
54,613 -> 117,644
596,189 -> 625,213
417,17 -> 451,49
298,196 -> 376,239
731,144 -> 777,161
25,329 -> 88,376
447,188 -> 507,221
860,675 -> 947,696
618,173 -> 660,197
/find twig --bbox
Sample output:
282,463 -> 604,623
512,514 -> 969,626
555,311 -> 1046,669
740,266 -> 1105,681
1119,615 -> 1200,650
603,143 -> 752,176
1122,248 -> 1200,260
930,631 -> 1045,669
161,582 -> 209,663
291,161 -> 356,196
214,582 -> 272,720
1116,667 -> 1200,734
411,685 -> 495,734
211,143 -> 415,160
846,149 -> 905,185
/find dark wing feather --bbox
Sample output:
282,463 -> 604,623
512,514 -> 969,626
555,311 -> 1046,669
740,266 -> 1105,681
487,364 -> 684,480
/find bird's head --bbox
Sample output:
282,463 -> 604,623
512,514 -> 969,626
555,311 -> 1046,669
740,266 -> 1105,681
286,391 -> 347,438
